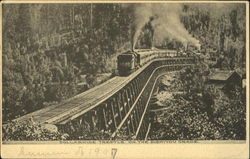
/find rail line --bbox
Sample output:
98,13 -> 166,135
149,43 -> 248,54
14,56 -> 197,139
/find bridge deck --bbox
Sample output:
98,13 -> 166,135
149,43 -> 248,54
15,57 -> 194,125
15,60 -> 151,125
16,76 -> 126,124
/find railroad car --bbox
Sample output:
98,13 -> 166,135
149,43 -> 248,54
117,49 -> 179,76
136,50 -> 155,66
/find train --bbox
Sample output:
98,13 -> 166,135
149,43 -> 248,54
117,49 -> 181,76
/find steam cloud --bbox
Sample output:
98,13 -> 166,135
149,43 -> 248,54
124,3 -> 244,50
129,4 -> 201,50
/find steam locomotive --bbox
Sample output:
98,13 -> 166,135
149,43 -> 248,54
117,49 -> 180,76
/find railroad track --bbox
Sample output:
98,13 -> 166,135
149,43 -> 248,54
15,58 -> 153,124
15,57 -> 195,129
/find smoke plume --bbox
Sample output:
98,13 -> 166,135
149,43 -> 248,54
125,3 -> 244,50
130,4 -> 153,50
128,4 -> 201,50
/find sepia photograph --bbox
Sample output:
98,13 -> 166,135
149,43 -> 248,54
1,0 -> 248,145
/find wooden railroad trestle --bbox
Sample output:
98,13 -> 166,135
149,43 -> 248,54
56,57 -> 197,139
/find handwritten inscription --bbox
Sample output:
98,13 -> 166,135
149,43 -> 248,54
18,146 -> 117,158
18,147 -> 69,156
112,148 -> 117,159
75,146 -> 109,156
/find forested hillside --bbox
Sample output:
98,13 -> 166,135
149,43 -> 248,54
3,4 -> 133,121
2,3 -> 246,123
181,4 -> 246,71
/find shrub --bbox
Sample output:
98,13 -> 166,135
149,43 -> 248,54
2,118 -> 68,141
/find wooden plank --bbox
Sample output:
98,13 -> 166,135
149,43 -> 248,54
125,89 -> 131,109
116,94 -> 123,122
130,114 -> 135,134
127,120 -> 131,135
111,101 -> 117,129
102,106 -> 108,130
121,91 -> 127,115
